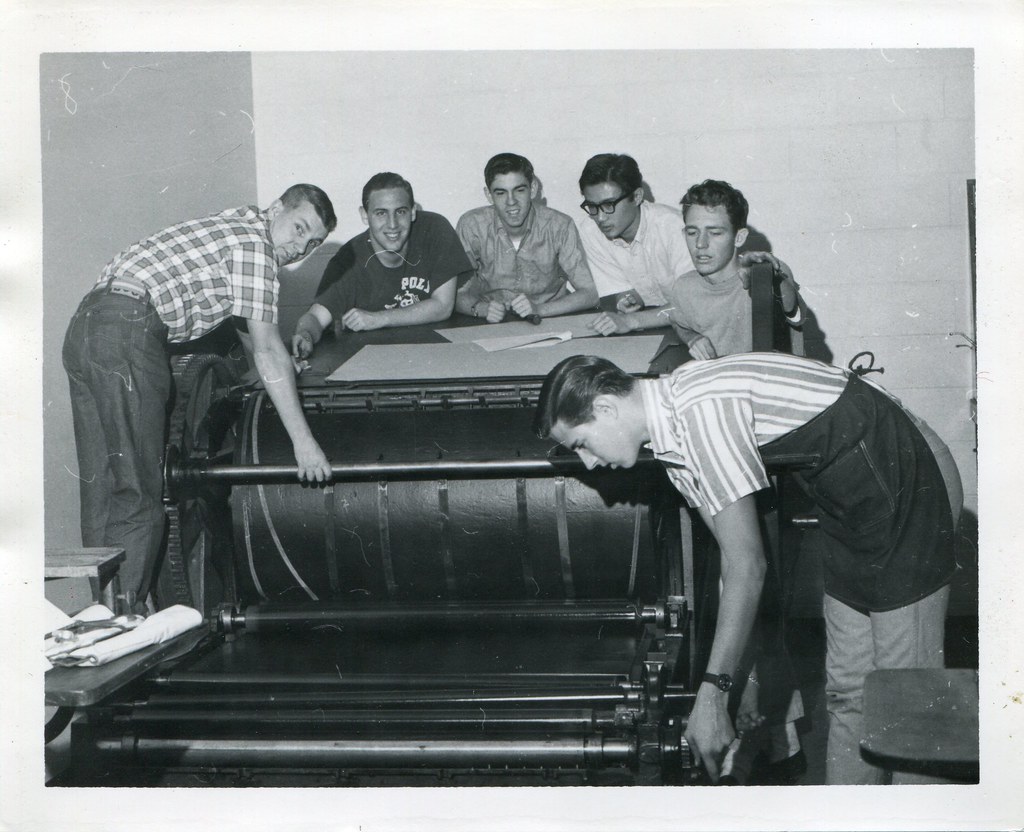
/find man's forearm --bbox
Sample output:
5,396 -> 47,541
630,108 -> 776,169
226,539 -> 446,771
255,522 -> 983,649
376,296 -> 452,327
708,554 -> 765,676
537,286 -> 598,318
782,293 -> 805,326
623,306 -> 679,332
252,340 -> 317,446
699,497 -> 768,677
455,285 -> 483,316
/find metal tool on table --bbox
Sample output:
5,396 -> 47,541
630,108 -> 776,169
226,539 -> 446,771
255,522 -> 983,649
47,614 -> 145,644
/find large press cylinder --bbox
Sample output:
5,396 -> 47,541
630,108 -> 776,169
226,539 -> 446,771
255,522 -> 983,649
230,389 -> 681,605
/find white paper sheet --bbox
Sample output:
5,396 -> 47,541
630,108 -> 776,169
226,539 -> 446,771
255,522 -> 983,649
326,336 -> 666,383
475,330 -> 572,352
436,316 -> 605,344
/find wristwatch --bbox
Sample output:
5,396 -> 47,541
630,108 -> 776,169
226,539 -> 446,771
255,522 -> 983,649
702,672 -> 733,692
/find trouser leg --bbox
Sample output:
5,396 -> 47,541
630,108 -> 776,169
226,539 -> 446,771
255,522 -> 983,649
65,359 -> 113,548
873,584 -> 950,785
824,584 -> 951,785
95,349 -> 170,602
824,593 -> 885,784
62,295 -> 171,606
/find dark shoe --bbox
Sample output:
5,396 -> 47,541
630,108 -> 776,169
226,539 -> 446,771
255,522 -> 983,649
751,749 -> 807,786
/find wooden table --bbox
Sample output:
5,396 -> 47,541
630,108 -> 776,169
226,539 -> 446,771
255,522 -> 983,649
45,547 -> 126,614
45,627 -> 208,708
861,668 -> 979,781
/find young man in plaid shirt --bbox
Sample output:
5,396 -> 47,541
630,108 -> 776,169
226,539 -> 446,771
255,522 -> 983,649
62,184 -> 338,613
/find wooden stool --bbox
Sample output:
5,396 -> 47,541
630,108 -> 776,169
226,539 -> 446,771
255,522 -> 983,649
45,547 -> 127,615
861,668 -> 979,782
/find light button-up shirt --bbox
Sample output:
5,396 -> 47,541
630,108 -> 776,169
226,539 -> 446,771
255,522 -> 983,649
456,204 -> 592,304
576,201 -> 693,304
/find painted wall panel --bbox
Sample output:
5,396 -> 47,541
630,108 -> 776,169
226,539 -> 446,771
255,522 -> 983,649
41,52 -> 258,549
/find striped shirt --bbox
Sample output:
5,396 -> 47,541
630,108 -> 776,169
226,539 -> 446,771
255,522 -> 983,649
96,206 -> 279,343
639,352 -> 848,514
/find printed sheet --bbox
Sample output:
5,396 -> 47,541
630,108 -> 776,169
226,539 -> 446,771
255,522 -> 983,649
325,335 -> 667,383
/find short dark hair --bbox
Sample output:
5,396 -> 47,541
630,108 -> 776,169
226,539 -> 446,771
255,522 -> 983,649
361,172 -> 415,211
484,153 -> 535,189
578,153 -> 643,195
533,355 -> 636,439
680,179 -> 748,231
279,184 -> 337,234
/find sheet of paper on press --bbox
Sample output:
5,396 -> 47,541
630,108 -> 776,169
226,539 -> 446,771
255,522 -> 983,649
326,335 -> 666,383
435,316 -> 603,344
476,330 -> 572,352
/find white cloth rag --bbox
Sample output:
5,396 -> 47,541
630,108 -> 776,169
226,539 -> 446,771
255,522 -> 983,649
53,605 -> 203,667
45,604 -> 121,661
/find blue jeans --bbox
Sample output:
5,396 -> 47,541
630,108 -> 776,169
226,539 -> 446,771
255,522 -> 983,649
62,291 -> 172,606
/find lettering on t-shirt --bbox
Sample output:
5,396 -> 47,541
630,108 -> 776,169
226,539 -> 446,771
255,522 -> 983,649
384,275 -> 432,309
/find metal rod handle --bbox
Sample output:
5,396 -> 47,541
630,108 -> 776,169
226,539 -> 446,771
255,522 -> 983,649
119,707 -> 618,731
224,599 -> 656,633
98,735 -> 634,769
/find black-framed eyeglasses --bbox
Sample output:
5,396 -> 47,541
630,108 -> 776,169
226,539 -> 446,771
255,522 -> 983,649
580,192 -> 634,216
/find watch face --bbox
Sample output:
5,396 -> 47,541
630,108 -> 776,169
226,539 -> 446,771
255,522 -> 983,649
704,672 -> 733,692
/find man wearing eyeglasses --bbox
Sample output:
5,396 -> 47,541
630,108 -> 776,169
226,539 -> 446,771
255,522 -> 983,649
455,153 -> 599,323
62,184 -> 337,613
576,153 -> 694,336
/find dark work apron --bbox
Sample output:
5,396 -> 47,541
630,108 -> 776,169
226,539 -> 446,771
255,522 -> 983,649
758,373 -> 957,613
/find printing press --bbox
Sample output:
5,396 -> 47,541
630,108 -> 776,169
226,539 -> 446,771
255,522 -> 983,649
51,264 -> 800,789
43,306 -> 726,787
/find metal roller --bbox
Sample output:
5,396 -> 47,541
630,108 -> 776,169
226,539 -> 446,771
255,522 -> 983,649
216,386 -> 681,607
137,684 -> 694,709
215,598 -> 678,633
116,707 -> 624,732
93,734 -> 637,769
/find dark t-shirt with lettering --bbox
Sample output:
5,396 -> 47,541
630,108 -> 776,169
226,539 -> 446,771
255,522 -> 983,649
315,211 -> 473,319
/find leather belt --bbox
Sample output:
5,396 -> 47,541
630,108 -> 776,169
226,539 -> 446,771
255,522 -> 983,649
94,275 -> 149,302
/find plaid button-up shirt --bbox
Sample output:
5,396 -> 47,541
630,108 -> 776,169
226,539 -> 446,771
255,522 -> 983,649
96,206 -> 279,343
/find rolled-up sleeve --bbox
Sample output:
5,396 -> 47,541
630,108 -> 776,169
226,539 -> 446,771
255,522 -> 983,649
555,219 -> 594,292
456,213 -> 483,272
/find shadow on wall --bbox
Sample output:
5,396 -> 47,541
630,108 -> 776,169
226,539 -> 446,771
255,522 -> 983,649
531,175 -> 548,210
296,241 -> 343,297
741,227 -> 833,365
951,508 -> 979,619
